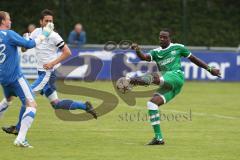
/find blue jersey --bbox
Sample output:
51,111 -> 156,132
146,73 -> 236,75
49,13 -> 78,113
0,30 -> 36,85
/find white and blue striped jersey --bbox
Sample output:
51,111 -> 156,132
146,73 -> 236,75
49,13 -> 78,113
30,28 -> 65,71
0,30 -> 36,85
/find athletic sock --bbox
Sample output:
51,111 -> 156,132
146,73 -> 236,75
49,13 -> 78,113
53,99 -> 87,110
147,101 -> 163,140
16,107 -> 36,142
16,105 -> 26,131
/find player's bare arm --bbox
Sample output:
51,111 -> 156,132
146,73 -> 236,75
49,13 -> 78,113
43,44 -> 71,70
188,55 -> 221,77
131,43 -> 151,61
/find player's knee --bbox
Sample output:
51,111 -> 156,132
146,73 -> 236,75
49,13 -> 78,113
26,99 -> 37,108
5,97 -> 13,105
6,96 -> 14,102
150,95 -> 165,106
151,73 -> 161,85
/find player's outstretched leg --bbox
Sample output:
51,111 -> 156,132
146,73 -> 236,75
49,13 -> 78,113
51,99 -> 97,119
116,73 -> 162,94
130,73 -> 162,86
146,96 -> 165,145
45,88 -> 98,119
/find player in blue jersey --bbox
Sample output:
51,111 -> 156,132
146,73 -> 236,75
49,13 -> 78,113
0,11 -> 53,148
0,9 -> 97,136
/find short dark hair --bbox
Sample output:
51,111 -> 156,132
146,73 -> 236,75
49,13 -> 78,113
0,11 -> 9,25
161,28 -> 172,37
40,9 -> 53,20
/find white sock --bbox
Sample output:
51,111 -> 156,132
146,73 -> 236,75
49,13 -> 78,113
0,98 -> 10,118
47,91 -> 58,102
16,107 -> 36,142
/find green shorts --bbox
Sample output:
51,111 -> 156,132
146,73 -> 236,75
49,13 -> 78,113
155,70 -> 185,103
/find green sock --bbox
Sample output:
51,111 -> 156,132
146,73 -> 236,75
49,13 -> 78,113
148,109 -> 163,140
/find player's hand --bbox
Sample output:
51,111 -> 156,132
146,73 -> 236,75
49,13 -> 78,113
35,23 -> 54,44
210,68 -> 221,78
43,62 -> 55,70
23,33 -> 30,40
131,43 -> 140,51
42,22 -> 54,37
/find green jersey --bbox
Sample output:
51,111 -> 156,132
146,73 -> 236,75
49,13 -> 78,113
148,43 -> 191,75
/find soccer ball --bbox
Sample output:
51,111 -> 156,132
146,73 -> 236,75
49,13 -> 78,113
116,77 -> 132,94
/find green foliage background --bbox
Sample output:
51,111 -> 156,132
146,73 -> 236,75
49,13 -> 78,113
1,0 -> 239,46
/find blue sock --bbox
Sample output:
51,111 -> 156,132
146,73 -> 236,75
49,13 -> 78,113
53,99 -> 87,110
16,105 -> 26,131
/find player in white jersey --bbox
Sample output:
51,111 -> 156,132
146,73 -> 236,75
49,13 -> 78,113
1,9 -> 97,135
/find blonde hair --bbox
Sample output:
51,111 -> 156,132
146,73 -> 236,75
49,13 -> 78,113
0,11 -> 9,25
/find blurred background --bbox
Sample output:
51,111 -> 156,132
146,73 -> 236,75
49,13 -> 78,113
1,0 -> 239,46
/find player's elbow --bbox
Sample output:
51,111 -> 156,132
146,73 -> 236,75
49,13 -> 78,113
62,45 -> 72,57
67,50 -> 72,57
64,48 -> 72,57
66,47 -> 72,56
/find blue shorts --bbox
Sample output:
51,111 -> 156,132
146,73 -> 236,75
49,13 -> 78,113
31,70 -> 57,97
2,76 -> 35,105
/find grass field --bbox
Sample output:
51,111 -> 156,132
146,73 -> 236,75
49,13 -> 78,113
0,81 -> 240,160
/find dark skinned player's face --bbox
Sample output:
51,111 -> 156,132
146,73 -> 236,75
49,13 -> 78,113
159,31 -> 171,49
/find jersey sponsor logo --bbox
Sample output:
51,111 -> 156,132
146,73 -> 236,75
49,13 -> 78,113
158,57 -> 175,66
157,55 -> 163,58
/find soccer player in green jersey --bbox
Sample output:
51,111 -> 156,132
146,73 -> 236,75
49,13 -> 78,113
129,28 -> 221,145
